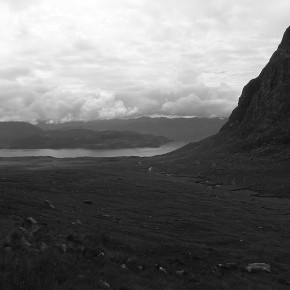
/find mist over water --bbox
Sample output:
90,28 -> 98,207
0,142 -> 187,158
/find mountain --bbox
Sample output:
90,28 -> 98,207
172,26 -> 290,156
218,26 -> 290,149
37,117 -> 228,142
0,122 -> 169,149
0,122 -> 43,147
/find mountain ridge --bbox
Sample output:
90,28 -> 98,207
0,122 -> 169,149
37,117 -> 228,142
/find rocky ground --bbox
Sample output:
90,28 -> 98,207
0,153 -> 289,289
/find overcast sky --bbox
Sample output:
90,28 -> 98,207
0,0 -> 289,122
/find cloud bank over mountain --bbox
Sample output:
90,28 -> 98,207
0,0 -> 289,122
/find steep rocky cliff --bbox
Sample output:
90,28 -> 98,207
220,26 -> 290,147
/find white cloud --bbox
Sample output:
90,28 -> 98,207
160,84 -> 237,117
0,0 -> 289,121
0,84 -> 137,122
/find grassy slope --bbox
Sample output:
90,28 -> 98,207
0,155 -> 289,289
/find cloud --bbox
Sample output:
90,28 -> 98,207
0,0 -> 289,121
0,84 -> 137,122
160,84 -> 237,117
0,0 -> 41,11
117,83 -> 239,118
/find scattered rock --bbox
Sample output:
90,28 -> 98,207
102,214 -> 110,218
218,262 -> 238,270
18,227 -> 27,234
137,265 -> 143,271
156,265 -> 167,274
98,251 -> 105,257
245,263 -> 271,273
40,243 -> 47,252
60,244 -> 67,253
176,270 -> 185,276
72,219 -> 83,225
121,263 -> 128,270
99,280 -> 110,289
26,217 -> 37,224
83,200 -> 93,205
22,241 -> 31,247
44,200 -> 55,209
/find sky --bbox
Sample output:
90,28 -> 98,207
0,0 -> 289,122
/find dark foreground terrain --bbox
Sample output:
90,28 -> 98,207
0,151 -> 289,290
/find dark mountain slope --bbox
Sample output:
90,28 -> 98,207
219,26 -> 290,147
152,27 -> 290,198
169,25 -> 290,157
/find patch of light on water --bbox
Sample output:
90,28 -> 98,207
0,142 -> 188,158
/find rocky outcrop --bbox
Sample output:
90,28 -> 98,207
220,26 -> 290,147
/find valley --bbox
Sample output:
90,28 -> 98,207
0,154 -> 289,289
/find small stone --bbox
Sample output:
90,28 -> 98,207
245,263 -> 271,273
72,219 -> 82,225
77,274 -> 86,280
83,200 -> 93,205
26,217 -> 37,224
218,262 -> 238,269
23,241 -> 31,247
40,243 -> 47,252
60,244 -> 67,253
176,270 -> 185,276
98,251 -> 105,257
137,265 -> 143,271
121,264 -> 128,270
18,227 -> 28,235
99,280 -> 110,289
44,200 -> 55,209
158,266 -> 167,274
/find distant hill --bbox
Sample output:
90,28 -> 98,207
0,122 -> 43,148
37,117 -> 228,142
0,122 -> 169,149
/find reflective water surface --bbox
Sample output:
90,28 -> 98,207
0,142 -> 187,158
